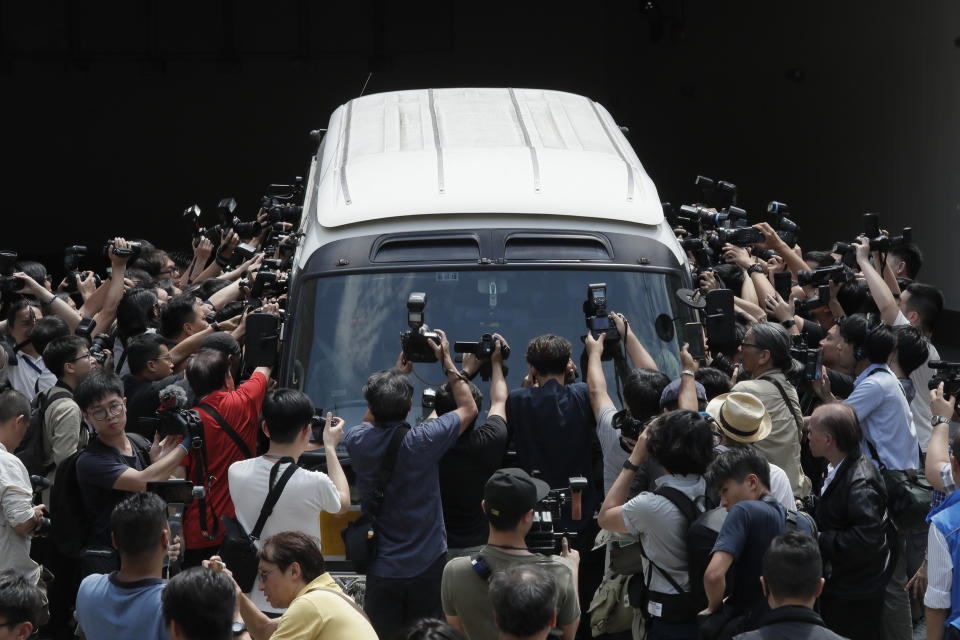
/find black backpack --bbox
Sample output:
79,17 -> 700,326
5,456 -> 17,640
15,386 -> 73,477
653,487 -> 727,612
49,432 -> 151,558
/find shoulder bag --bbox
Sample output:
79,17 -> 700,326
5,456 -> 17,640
220,457 -> 298,592
341,425 -> 409,573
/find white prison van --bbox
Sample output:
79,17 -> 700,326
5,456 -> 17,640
281,88 -> 694,563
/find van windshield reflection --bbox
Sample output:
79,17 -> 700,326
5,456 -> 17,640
289,269 -> 684,431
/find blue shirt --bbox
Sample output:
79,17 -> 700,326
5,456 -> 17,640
713,496 -> 815,618
845,364 -> 919,471
344,412 -> 461,578
75,572 -> 168,640
506,380 -> 598,532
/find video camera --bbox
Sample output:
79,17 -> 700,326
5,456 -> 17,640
102,239 -> 142,259
790,334 -> 823,381
260,178 -> 305,225
0,251 -> 24,294
524,476 -> 587,555
137,386 -> 205,447
453,333 -> 510,381
63,246 -> 98,294
400,292 -> 441,363
582,283 -> 621,360
929,361 -> 960,399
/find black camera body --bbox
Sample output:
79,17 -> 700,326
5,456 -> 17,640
89,332 -> 115,365
796,265 -> 849,288
102,240 -> 142,259
929,361 -> 960,399
453,334 -> 511,381
582,283 -> 621,361
790,334 -> 823,381
794,285 -> 831,315
400,292 -> 440,363
156,406 -> 204,446
0,250 -> 24,293
29,475 -> 52,537
717,226 -> 763,247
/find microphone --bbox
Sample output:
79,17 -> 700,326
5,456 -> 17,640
159,384 -> 189,411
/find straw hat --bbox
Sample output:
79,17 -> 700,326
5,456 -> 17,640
705,392 -> 772,444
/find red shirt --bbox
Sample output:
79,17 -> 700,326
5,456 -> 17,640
182,372 -> 267,549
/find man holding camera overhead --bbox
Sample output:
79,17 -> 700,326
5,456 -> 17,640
344,328 -> 477,638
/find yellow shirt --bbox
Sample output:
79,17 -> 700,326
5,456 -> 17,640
271,573 -> 378,640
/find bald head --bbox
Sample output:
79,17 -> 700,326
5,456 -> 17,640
811,403 -> 862,455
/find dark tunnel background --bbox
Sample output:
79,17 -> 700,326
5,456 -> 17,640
2,1 -> 959,347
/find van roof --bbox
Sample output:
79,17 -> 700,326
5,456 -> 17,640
314,88 -> 663,228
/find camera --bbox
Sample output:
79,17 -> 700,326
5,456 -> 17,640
29,476 -> 52,537
582,283 -> 621,360
0,250 -> 24,293
612,409 -> 647,442
217,198 -> 263,238
63,246 -> 97,294
454,333 -> 510,381
695,175 -> 738,208
156,405 -> 204,445
929,361 -> 960,399
89,333 -> 115,365
524,478 -> 582,555
717,226 -> 763,247
790,334 -> 823,381
869,227 -> 912,253
794,285 -> 831,315
400,292 -> 441,363
796,265 -> 849,287
260,178 -> 305,225
767,200 -> 800,247
102,240 -> 142,259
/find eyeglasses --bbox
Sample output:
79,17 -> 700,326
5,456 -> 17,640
89,401 -> 125,421
69,351 -> 93,363
258,567 -> 279,583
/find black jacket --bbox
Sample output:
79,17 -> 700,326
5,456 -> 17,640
814,450 -> 891,599
734,605 -> 849,639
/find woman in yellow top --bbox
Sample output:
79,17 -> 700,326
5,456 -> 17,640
208,531 -> 378,640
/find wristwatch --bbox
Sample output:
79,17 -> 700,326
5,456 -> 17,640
622,459 -> 641,472
232,621 -> 247,636
781,319 -> 796,329
932,415 -> 951,427
747,263 -> 765,275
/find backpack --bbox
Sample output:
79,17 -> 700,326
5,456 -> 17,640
14,386 -> 73,477
49,432 -> 151,558
653,486 -> 726,612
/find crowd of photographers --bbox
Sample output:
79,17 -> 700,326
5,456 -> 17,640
0,176 -> 958,640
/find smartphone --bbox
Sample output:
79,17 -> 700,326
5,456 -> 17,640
774,272 -> 792,301
684,322 -> 706,362
244,313 -> 280,367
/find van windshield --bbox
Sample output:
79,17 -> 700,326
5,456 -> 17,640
288,269 -> 685,431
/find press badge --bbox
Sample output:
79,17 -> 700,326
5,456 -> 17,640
648,600 -> 663,617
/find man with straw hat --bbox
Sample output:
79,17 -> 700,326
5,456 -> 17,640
705,392 -> 795,511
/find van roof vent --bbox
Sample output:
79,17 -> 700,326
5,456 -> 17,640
504,234 -> 612,261
372,235 -> 480,263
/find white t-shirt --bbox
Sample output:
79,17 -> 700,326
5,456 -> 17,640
894,310 -> 940,451
9,351 -> 56,403
768,463 -> 795,510
228,456 -> 341,614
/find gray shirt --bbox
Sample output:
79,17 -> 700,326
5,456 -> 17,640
620,473 -> 706,594
597,405 -> 628,495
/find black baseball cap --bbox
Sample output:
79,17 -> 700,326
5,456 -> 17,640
484,468 -> 550,521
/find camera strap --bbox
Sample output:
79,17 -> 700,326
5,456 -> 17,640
366,425 -> 409,517
760,374 -> 804,439
250,457 -> 298,540
197,403 -> 253,459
